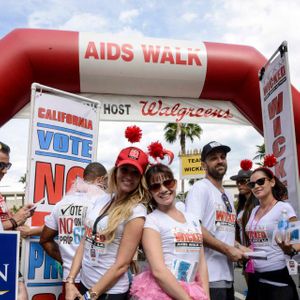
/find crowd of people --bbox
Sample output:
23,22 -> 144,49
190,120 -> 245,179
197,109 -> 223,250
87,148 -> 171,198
1,138 -> 300,300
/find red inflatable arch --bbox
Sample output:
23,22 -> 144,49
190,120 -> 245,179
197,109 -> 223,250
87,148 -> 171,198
1,28 -> 300,168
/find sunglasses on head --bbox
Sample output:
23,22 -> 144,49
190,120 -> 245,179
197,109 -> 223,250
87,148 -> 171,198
247,177 -> 268,189
0,162 -> 12,171
221,193 -> 232,213
149,179 -> 176,192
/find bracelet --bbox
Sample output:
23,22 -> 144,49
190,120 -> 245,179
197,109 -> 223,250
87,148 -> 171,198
83,289 -> 98,300
9,218 -> 18,229
65,276 -> 75,284
289,246 -> 298,258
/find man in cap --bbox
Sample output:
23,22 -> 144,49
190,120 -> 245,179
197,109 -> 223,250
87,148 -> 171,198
186,141 -> 246,300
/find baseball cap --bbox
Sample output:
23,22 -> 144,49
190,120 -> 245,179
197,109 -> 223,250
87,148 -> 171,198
230,169 -> 252,181
115,146 -> 149,175
201,141 -> 231,162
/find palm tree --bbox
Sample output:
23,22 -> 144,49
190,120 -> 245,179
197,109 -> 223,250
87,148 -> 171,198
164,123 -> 202,192
253,143 -> 265,165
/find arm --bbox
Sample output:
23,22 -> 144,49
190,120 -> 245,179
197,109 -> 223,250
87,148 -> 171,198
65,237 -> 85,300
88,217 -> 145,297
198,245 -> 210,300
142,228 -> 191,300
2,204 -> 34,230
39,225 -> 62,263
202,226 -> 244,262
18,225 -> 44,238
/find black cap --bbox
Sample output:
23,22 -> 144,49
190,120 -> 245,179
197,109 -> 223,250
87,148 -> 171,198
201,141 -> 231,162
230,169 -> 252,181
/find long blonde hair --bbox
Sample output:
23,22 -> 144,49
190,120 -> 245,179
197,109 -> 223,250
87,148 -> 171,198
100,166 -> 150,243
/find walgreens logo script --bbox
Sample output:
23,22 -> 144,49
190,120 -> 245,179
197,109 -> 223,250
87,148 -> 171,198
139,100 -> 233,122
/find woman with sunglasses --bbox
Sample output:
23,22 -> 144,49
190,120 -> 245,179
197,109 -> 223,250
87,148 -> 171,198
65,146 -> 150,300
245,167 -> 299,300
131,164 -> 209,300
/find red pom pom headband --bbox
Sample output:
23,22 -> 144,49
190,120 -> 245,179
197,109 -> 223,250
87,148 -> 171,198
124,126 -> 174,165
148,141 -> 174,165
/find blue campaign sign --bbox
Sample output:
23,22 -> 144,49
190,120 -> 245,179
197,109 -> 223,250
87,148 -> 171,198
0,231 -> 20,300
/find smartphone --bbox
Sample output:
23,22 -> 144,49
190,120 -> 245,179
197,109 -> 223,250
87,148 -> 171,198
29,198 -> 45,211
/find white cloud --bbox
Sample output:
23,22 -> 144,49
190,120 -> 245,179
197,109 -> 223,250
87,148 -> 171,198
181,12 -> 197,23
207,0 -> 300,86
59,13 -> 108,32
119,9 -> 139,23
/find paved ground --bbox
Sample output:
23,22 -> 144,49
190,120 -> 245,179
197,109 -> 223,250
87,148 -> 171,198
233,266 -> 300,299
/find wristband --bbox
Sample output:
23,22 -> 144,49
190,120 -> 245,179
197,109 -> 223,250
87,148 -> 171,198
289,246 -> 298,258
9,218 -> 18,229
65,276 -> 75,284
83,290 -> 98,300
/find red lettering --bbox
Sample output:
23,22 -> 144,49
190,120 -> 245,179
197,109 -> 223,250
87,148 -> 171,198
273,116 -> 282,137
107,43 -> 121,60
188,48 -> 202,66
142,45 -> 161,63
121,44 -> 134,62
175,47 -> 186,65
38,107 -> 45,119
272,136 -> 286,157
34,162 -> 64,205
268,92 -> 283,119
160,46 -> 175,64
84,42 -> 99,59
275,157 -> 287,178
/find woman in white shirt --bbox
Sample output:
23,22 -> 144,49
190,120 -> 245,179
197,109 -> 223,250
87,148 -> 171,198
65,146 -> 150,300
245,166 -> 299,300
131,164 -> 209,300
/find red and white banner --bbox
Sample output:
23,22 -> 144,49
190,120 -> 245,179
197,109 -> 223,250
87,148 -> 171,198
15,95 -> 251,126
259,42 -> 300,213
23,84 -> 100,299
79,33 -> 207,98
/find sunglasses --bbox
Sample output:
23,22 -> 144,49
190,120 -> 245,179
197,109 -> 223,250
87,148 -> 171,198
149,179 -> 176,192
221,193 -> 232,213
236,179 -> 248,185
0,162 -> 12,171
247,177 -> 268,189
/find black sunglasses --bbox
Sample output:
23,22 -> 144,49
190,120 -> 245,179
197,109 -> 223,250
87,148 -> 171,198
247,177 -> 268,189
149,179 -> 176,192
221,193 -> 232,213
0,162 -> 12,171
236,179 -> 248,185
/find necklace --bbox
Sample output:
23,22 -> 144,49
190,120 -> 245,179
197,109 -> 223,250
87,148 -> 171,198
251,199 -> 277,229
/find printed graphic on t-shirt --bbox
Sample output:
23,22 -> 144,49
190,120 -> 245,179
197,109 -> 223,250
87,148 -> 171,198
172,226 -> 203,253
215,204 -> 236,232
84,220 -> 107,256
247,225 -> 269,247
58,203 -> 87,245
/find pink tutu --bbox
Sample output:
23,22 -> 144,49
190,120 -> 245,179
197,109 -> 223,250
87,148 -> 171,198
130,270 -> 209,300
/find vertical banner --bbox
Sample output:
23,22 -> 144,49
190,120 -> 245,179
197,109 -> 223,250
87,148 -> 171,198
259,42 -> 300,213
23,84 -> 100,299
0,231 -> 20,300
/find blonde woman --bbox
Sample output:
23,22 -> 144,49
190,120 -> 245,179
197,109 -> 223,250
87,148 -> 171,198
65,146 -> 149,300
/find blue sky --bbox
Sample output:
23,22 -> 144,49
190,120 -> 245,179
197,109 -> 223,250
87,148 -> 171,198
1,0 -> 300,191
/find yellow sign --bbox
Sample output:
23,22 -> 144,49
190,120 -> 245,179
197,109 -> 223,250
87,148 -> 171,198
180,153 -> 205,179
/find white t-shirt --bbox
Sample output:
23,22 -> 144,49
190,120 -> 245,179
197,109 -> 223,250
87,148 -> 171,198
0,219 -> 3,231
45,192 -> 98,282
185,178 -> 236,283
145,210 -> 203,282
81,194 -> 147,293
246,201 -> 296,273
